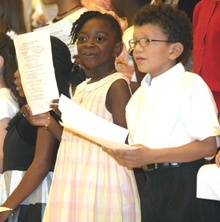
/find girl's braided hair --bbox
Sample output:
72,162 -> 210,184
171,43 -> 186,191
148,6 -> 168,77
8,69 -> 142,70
70,11 -> 122,45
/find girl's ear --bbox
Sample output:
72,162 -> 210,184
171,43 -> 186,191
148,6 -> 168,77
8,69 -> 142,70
169,42 -> 184,60
113,42 -> 123,57
0,56 -> 4,68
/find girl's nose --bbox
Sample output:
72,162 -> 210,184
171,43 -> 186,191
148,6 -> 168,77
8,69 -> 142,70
84,38 -> 95,47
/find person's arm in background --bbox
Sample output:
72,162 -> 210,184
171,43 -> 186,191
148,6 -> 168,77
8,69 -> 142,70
32,0 -> 48,28
0,126 -> 56,221
0,118 -> 10,173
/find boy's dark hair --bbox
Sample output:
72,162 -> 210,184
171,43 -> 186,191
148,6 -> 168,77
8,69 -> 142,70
70,11 -> 122,45
134,3 -> 192,63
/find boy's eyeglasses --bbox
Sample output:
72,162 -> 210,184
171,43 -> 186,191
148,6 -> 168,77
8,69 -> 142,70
129,38 -> 175,49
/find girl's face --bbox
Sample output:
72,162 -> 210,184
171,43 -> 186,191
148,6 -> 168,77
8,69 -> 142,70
132,23 -> 175,78
14,69 -> 25,97
77,18 -> 120,71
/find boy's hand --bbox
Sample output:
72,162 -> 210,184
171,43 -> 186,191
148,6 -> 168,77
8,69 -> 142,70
114,145 -> 150,168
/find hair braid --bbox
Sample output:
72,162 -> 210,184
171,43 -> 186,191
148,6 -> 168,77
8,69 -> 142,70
70,11 -> 102,44
70,10 -> 122,44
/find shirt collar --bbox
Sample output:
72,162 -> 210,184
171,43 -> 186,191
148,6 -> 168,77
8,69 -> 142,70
141,62 -> 185,87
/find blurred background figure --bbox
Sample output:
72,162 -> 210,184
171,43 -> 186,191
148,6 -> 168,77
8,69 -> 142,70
110,0 -> 150,91
193,0 -> 220,121
31,0 -> 58,28
150,0 -> 200,21
21,0 -> 58,30
0,0 -> 27,38
0,33 -> 19,176
40,0 -> 86,24
82,0 -> 113,10
22,0 -> 33,31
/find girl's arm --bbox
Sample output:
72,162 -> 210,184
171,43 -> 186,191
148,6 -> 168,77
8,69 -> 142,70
0,126 -> 56,220
21,105 -> 63,141
106,78 -> 131,128
0,118 -> 10,173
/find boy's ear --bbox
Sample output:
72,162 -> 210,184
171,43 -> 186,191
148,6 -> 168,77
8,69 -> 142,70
0,56 -> 4,68
113,42 -> 123,57
169,42 -> 184,60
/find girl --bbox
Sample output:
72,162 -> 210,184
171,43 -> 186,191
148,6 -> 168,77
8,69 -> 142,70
0,33 -> 19,174
23,11 -> 140,222
0,36 -> 85,222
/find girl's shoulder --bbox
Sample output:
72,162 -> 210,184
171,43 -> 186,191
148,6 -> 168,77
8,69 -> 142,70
103,72 -> 129,84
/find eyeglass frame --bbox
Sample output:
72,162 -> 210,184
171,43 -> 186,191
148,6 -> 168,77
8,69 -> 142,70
129,38 -> 175,50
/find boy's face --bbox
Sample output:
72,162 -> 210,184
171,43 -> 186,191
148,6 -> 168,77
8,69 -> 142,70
132,24 -> 176,78
77,18 -> 119,70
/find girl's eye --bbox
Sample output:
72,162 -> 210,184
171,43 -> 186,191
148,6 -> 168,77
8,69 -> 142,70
96,37 -> 104,42
77,36 -> 87,43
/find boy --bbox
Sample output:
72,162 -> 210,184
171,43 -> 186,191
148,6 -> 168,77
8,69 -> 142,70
114,3 -> 220,222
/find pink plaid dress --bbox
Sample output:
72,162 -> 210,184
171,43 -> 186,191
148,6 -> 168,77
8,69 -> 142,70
43,73 -> 141,222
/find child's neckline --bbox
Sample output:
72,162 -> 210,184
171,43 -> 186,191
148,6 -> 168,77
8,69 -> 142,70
88,69 -> 117,84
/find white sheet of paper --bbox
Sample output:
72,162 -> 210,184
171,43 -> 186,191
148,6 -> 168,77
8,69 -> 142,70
34,19 -> 77,60
197,164 -> 220,201
59,94 -> 138,150
14,29 -> 59,115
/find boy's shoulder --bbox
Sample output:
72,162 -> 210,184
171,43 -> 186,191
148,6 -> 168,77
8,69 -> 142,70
177,71 -> 211,94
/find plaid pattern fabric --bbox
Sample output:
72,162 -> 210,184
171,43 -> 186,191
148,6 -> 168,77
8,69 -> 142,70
43,73 -> 140,221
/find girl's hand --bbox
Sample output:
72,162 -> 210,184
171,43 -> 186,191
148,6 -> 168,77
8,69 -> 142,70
21,105 -> 50,128
0,207 -> 13,222
50,99 -> 61,117
72,54 -> 90,78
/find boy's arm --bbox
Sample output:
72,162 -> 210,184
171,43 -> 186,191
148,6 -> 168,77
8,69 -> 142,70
115,136 -> 217,168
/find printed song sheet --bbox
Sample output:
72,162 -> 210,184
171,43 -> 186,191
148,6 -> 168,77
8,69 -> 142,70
14,29 -> 59,115
34,19 -> 77,60
59,94 -> 139,150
